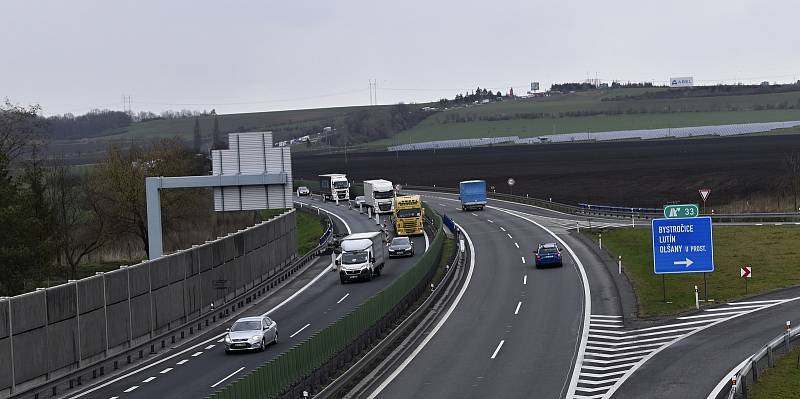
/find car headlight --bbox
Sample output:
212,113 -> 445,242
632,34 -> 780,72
224,336 -> 232,343
250,335 -> 261,342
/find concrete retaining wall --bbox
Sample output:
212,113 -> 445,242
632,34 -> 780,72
0,209 -> 297,395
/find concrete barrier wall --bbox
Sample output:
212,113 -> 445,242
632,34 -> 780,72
0,209 -> 297,395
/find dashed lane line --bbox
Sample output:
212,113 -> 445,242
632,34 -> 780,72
514,242 -> 519,248
515,302 -> 522,315
191,352 -> 203,357
160,368 -> 173,374
490,340 -> 505,359
142,377 -> 156,383
123,386 -> 138,393
211,366 -> 246,388
290,323 -> 310,338
176,359 -> 188,365
337,293 -> 350,304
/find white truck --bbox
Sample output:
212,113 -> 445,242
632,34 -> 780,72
319,173 -> 350,202
336,231 -> 387,283
363,179 -> 394,214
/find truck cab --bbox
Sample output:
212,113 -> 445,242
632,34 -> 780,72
364,179 -> 395,214
393,195 -> 424,236
319,173 -> 351,202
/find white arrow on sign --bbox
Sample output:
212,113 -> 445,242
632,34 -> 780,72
740,266 -> 751,278
673,258 -> 694,268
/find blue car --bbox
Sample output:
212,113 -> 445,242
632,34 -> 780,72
535,243 -> 563,268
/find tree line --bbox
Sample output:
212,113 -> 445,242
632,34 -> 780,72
1,101 -> 216,296
336,103 -> 429,145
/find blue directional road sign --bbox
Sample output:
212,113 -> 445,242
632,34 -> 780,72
652,216 -> 714,274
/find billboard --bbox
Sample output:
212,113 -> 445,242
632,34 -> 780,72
531,82 -> 540,91
670,77 -> 694,88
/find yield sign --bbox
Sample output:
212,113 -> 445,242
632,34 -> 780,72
740,266 -> 752,278
699,188 -> 711,201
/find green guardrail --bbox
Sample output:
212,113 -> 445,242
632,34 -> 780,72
209,204 -> 444,399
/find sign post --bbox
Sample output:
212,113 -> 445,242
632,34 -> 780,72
741,265 -> 752,294
652,216 -> 714,302
699,189 -> 711,214
507,178 -> 515,196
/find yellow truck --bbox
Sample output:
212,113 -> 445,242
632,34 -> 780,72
393,195 -> 424,236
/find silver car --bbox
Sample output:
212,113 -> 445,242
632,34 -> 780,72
224,316 -> 278,353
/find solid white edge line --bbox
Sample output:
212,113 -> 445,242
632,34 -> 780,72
336,293 -> 350,304
490,340 -> 505,359
490,207 -> 591,399
211,366 -> 246,388
66,233 -> 342,398
603,296 -> 800,399
515,301 -> 522,315
706,356 -> 754,399
290,323 -> 311,338
367,221 -> 476,399
424,231 -> 430,253
523,275 -> 527,285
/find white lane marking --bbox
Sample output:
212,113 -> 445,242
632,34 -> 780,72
471,212 -> 478,217
521,257 -> 525,264
506,233 -> 513,239
294,201 -> 353,234
424,231 -> 430,252
123,386 -> 138,393
490,206 -> 592,399
142,377 -> 156,383
487,219 -> 494,223
290,323 -> 311,338
211,366 -> 246,388
490,340 -> 505,359
678,311 -> 744,320
66,238 -> 340,398
217,338 -> 225,343
110,397 -> 119,399
500,227 -> 506,232
590,315 -> 622,319
514,242 -> 519,249
191,352 -> 203,357
706,304 -> 765,312
515,301 -> 522,315
706,356 -> 755,399
439,203 -> 447,207
337,293 -> 350,304
368,221 -> 476,398
728,299 -> 786,305
523,275 -> 527,285
176,359 -> 188,365
160,368 -> 173,374
205,345 -> 215,350
603,297 -> 800,397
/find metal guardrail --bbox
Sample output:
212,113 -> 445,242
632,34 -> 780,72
716,325 -> 800,399
404,185 -> 800,223
314,228 -> 464,398
207,205 -> 446,399
22,210 -> 335,399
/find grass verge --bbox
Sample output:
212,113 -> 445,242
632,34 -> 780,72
296,211 -> 324,255
586,226 -> 800,317
748,344 -> 800,399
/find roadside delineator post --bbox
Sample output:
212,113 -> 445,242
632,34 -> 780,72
618,256 -> 622,275
694,285 -> 700,310
599,233 -> 602,249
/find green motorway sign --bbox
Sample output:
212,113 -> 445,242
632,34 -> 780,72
664,204 -> 700,218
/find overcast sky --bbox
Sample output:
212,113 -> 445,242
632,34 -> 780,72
2,0 -> 799,116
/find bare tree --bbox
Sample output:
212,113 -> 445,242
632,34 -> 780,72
0,100 -> 41,162
50,163 -> 109,278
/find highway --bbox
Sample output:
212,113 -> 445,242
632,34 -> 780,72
65,198 -> 427,399
606,288 -> 800,399
368,192 -> 624,398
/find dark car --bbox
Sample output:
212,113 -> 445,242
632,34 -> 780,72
534,243 -> 563,268
296,186 -> 310,196
388,237 -> 414,257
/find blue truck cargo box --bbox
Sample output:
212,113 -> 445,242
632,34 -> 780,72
459,180 -> 487,211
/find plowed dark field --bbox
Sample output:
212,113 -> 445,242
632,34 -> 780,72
293,135 -> 800,210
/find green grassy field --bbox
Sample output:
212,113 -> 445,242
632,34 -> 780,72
586,226 -> 800,317
748,345 -> 800,399
369,88 -> 800,146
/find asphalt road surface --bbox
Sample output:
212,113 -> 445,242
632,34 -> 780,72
369,194 -> 606,399
66,198 -> 427,399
